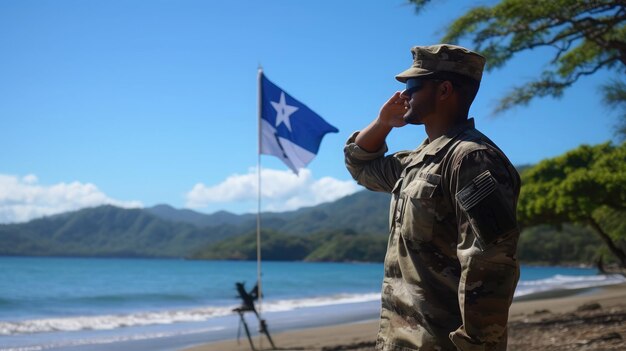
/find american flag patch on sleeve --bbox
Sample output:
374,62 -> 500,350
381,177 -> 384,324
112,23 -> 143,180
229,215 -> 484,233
455,170 -> 496,211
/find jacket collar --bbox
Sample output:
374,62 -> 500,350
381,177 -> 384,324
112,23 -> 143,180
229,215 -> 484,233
406,118 -> 475,169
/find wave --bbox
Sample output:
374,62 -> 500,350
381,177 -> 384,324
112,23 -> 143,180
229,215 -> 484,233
0,293 -> 201,313
0,293 -> 380,336
0,326 -> 225,351
514,273 -> 626,297
262,292 -> 380,312
0,306 -> 234,336
74,292 -> 199,304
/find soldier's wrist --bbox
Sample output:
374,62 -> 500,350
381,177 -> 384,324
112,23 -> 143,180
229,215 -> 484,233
375,116 -> 394,131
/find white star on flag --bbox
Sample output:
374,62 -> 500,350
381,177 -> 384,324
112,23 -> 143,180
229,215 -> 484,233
270,92 -> 299,132
260,72 -> 338,174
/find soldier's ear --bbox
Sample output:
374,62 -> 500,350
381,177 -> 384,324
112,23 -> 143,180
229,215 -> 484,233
438,81 -> 454,100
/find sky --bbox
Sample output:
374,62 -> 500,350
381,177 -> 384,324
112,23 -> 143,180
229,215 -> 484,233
0,0 -> 619,224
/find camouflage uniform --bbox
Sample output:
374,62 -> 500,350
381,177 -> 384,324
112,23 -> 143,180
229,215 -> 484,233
344,45 -> 521,351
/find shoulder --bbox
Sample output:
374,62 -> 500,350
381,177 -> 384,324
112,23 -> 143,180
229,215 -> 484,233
444,128 -> 520,190
449,128 -> 511,169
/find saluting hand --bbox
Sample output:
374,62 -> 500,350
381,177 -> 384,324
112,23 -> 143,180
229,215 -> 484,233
378,91 -> 408,128
354,92 -> 407,152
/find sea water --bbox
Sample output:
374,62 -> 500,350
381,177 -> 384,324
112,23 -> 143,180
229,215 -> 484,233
0,257 -> 624,351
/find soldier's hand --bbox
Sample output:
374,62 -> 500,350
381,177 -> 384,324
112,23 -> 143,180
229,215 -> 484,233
378,92 -> 408,128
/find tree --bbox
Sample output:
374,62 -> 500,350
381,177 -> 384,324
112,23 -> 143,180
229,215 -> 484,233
517,224 -> 603,264
409,0 -> 626,139
517,142 -> 626,270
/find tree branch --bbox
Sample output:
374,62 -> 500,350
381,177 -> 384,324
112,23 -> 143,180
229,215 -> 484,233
494,55 -> 618,114
564,55 -> 619,84
588,216 -> 626,268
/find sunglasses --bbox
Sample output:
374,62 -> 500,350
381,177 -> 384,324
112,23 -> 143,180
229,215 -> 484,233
402,78 -> 443,96
402,78 -> 427,97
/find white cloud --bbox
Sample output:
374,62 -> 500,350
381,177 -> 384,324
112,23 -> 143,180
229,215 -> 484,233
0,174 -> 143,224
185,168 -> 359,212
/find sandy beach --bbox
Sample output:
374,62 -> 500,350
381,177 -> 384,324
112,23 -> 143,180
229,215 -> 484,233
181,283 -> 626,351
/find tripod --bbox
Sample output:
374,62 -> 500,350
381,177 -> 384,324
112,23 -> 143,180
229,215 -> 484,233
233,282 -> 276,350
233,307 -> 276,351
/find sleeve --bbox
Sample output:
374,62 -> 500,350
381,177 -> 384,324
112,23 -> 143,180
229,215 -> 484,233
344,131 -> 408,193
447,149 -> 521,351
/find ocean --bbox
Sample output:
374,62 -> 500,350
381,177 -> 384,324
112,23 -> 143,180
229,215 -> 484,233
1,257 -> 624,351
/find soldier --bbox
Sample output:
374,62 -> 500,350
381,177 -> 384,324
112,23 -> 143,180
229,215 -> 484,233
344,44 -> 521,351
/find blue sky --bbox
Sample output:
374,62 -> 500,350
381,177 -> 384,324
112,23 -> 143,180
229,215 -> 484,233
0,0 -> 618,223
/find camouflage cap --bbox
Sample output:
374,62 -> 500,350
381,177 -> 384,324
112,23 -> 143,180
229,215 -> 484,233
395,44 -> 486,83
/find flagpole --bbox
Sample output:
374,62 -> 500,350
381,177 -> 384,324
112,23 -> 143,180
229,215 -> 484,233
256,66 -> 264,349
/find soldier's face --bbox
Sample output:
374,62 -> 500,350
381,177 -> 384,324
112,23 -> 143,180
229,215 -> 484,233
401,80 -> 438,125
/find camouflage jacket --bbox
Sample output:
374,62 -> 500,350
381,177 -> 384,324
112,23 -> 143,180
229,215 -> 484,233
344,119 -> 521,351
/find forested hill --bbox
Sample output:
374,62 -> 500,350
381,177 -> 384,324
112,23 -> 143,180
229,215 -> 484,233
145,190 -> 391,236
0,206 -> 220,257
0,190 -> 390,258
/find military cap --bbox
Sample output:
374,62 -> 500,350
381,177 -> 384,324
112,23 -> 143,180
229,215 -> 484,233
395,44 -> 486,83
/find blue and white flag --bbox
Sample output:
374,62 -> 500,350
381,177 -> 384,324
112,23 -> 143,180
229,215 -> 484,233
260,73 -> 338,173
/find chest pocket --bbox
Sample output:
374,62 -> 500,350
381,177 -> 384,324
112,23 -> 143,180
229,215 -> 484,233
398,172 -> 442,243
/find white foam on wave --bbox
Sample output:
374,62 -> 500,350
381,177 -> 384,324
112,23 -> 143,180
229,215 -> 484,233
0,292 -> 380,336
0,326 -> 225,351
0,306 -> 234,336
263,292 -> 381,313
515,273 -> 626,297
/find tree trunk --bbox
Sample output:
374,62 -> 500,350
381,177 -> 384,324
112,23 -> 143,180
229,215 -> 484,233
588,217 -> 626,269
596,256 -> 606,274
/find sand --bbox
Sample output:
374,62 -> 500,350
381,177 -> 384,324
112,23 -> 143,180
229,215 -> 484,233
181,283 -> 626,351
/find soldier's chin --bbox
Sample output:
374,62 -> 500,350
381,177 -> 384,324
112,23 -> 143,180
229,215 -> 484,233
403,112 -> 423,125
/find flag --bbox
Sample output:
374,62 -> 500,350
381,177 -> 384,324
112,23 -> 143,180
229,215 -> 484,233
259,72 -> 339,173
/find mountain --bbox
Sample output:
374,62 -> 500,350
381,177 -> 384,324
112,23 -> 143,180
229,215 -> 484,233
0,190 -> 391,258
262,190 -> 390,235
190,229 -> 388,262
147,191 -> 391,236
146,204 -> 255,227
0,205 -> 240,258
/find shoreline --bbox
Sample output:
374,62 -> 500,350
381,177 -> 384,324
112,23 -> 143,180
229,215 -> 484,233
180,282 -> 626,351
3,260 -> 623,351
